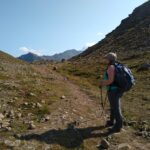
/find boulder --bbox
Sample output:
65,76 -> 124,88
24,102 -> 29,106
61,95 -> 66,99
8,99 -> 14,104
53,66 -> 57,71
17,113 -> 22,118
141,120 -> 148,125
128,121 -> 137,126
137,63 -> 150,72
41,100 -> 46,104
118,143 -> 132,150
5,127 -> 12,131
0,113 -> 4,120
40,115 -> 50,123
7,110 -> 15,118
1,120 -> 11,128
100,138 -> 110,149
44,116 -> 50,121
36,102 -> 42,108
28,92 -> 36,97
28,121 -> 36,130
4,139 -> 21,147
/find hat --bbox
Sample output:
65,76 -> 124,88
104,52 -> 117,62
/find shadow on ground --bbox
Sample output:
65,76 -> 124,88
15,124 -> 112,149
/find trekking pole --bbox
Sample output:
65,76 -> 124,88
100,87 -> 104,117
103,90 -> 108,111
100,87 -> 108,118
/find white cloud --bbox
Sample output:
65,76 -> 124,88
97,32 -> 104,36
82,42 -> 96,50
85,42 -> 96,47
19,47 -> 42,56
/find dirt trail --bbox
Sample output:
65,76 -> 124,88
15,65 -> 150,150
33,65 -> 106,130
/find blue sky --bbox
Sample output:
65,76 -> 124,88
0,0 -> 148,57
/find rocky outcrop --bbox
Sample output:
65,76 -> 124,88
137,63 -> 150,71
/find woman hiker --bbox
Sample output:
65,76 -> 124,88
99,52 -> 124,133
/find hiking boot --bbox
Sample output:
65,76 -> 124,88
105,120 -> 114,127
108,126 -> 122,133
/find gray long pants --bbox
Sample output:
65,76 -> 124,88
108,89 -> 123,128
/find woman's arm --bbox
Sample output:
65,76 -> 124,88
100,65 -> 115,87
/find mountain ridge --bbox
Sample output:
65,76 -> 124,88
71,0 -> 150,60
18,49 -> 82,63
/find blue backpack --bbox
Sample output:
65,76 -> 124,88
113,62 -> 135,92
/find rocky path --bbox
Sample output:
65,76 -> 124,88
32,65 -> 106,130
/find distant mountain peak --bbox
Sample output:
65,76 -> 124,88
18,52 -> 42,63
18,49 -> 82,63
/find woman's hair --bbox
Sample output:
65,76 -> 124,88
104,52 -> 117,64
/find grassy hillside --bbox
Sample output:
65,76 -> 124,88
58,51 -> 150,121
0,51 -> 72,149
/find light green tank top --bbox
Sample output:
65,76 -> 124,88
103,71 -> 118,91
